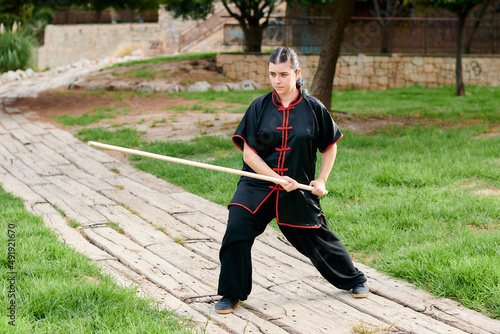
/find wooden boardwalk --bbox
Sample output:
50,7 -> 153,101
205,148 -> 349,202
1,105 -> 499,333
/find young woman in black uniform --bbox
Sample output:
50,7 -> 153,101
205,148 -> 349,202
215,47 -> 369,314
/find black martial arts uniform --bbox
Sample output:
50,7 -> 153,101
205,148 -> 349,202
218,88 -> 366,301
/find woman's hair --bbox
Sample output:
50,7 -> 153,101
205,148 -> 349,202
269,47 -> 304,88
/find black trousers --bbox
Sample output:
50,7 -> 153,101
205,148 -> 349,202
218,192 -> 367,301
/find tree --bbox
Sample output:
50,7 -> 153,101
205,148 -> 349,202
308,0 -> 356,111
161,0 -> 278,52
405,0 -> 486,96
464,0 -> 496,53
371,0 -> 412,53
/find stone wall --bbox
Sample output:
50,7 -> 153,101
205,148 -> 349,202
38,23 -> 162,69
37,6 -> 236,69
217,53 -> 500,90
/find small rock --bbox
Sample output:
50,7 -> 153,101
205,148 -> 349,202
137,82 -> 154,93
238,80 -> 261,91
24,68 -> 36,77
213,85 -> 229,92
187,81 -> 211,92
87,83 -> 103,90
224,83 -> 240,91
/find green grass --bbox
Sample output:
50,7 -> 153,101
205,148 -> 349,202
176,89 -> 269,106
111,66 -> 164,80
53,107 -> 130,126
105,52 -> 219,69
76,127 -> 145,147
76,85 -> 500,319
0,187 -> 195,333
332,85 -> 500,122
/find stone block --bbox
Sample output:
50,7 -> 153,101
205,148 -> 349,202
412,56 -> 424,66
423,64 -> 434,73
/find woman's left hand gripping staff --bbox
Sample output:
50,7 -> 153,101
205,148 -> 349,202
309,143 -> 337,197
309,179 -> 328,197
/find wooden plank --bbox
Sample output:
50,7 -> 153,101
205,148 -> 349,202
146,243 -> 220,290
0,115 -> 20,130
98,188 -> 208,240
101,175 -> 196,213
73,141 -> 118,164
256,282 -> 390,334
10,114 -> 28,124
0,158 -> 48,186
179,231 -> 311,293
30,202 -> 114,262
39,133 -> 77,154
92,203 -> 221,289
191,301 -> 291,334
0,168 -> 46,205
0,133 -> 31,155
0,122 -> 7,134
0,136 -> 12,158
61,164 -> 116,192
16,152 -> 62,177
83,227 -> 215,298
102,162 -> 183,194
49,128 -> 80,144
10,128 -> 35,145
61,150 -> 116,177
170,191 -> 230,222
30,183 -> 108,225
99,259 -> 229,334
27,142 -> 71,166
4,107 -> 21,114
304,278 -> 468,334
182,238 -> 221,264
32,121 -> 55,130
45,175 -> 115,206
354,266 -> 500,334
172,211 -> 230,244
19,121 -> 47,136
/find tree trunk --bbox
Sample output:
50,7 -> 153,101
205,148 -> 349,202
456,12 -> 467,96
311,0 -> 356,110
243,21 -> 264,52
380,25 -> 394,53
464,0 -> 492,54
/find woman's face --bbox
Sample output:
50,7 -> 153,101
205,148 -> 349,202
269,61 -> 301,99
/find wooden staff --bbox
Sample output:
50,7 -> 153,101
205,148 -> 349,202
88,141 -> 316,192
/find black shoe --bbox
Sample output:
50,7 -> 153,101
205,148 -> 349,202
215,296 -> 240,314
351,282 -> 369,298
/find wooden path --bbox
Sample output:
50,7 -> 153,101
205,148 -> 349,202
1,103 -> 499,333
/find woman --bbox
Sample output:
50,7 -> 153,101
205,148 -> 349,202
215,47 -> 368,314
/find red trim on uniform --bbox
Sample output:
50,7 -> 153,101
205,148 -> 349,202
320,134 -> 343,153
272,167 -> 288,172
228,188 -> 277,214
277,221 -> 322,229
232,135 -> 259,155
275,147 -> 291,152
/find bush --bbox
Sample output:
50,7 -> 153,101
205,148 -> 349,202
0,30 -> 36,73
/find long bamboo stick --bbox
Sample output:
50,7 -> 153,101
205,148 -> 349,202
88,141 -> 315,192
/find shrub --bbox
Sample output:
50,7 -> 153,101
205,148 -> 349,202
0,30 -> 36,73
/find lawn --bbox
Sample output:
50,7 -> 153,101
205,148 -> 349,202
5,84 -> 498,332
76,85 -> 500,320
0,188 -> 197,333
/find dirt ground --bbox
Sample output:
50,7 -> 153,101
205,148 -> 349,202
10,57 -> 418,142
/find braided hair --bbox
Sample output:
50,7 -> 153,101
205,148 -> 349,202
269,47 -> 304,89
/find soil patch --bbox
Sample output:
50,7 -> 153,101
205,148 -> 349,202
9,58 -> 422,142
